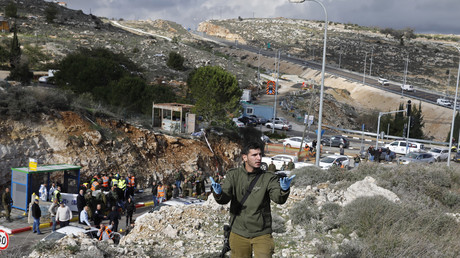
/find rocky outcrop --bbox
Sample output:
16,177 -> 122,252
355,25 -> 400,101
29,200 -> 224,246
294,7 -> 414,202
198,22 -> 247,44
0,111 -> 241,187
342,176 -> 400,206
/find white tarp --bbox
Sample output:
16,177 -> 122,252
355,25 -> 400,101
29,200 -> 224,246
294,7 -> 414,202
60,193 -> 78,212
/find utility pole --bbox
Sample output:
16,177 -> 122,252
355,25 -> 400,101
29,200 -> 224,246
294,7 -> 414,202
363,52 -> 367,84
272,50 -> 281,133
369,47 -> 374,76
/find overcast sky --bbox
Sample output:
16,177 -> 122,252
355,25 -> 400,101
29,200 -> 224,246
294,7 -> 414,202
62,0 -> 460,35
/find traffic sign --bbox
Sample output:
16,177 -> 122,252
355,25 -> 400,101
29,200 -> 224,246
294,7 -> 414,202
0,229 -> 9,250
266,81 -> 275,95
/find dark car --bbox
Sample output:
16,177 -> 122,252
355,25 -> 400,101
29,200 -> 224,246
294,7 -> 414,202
321,136 -> 349,148
238,116 -> 257,126
248,115 -> 267,125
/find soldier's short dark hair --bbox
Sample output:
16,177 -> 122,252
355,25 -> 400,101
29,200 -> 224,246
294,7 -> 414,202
242,141 -> 263,155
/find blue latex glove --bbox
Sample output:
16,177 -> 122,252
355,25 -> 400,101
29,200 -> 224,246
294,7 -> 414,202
209,176 -> 222,194
280,175 -> 296,191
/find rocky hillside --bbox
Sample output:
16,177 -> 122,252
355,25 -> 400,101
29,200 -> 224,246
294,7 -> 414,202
0,106 -> 241,187
0,0 -> 258,88
199,18 -> 460,93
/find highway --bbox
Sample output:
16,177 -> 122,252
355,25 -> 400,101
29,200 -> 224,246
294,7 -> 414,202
192,31 -> 455,108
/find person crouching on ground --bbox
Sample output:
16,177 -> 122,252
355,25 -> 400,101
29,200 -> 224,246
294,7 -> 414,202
210,141 -> 295,257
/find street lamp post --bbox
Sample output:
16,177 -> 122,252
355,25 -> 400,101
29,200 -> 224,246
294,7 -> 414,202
258,48 -> 262,89
289,0 -> 328,166
369,47 -> 374,77
447,46 -> 460,166
363,51 -> 367,84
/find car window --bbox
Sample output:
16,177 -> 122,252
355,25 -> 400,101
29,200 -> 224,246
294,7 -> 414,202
273,156 -> 283,161
400,142 -> 406,147
390,142 -> 398,146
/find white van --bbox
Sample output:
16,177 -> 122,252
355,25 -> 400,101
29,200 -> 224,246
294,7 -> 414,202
385,140 -> 425,155
401,84 -> 414,91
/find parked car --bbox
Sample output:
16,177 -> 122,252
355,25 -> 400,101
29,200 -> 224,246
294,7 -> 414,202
232,118 -> 245,127
282,137 -> 312,149
265,120 -> 292,131
267,117 -> 289,124
428,147 -> 449,162
261,154 -> 313,171
319,155 -> 350,170
321,136 -> 349,148
385,140 -> 425,155
398,152 -> 435,165
238,116 -> 258,126
248,115 -> 267,125
378,78 -> 389,86
436,98 -> 452,107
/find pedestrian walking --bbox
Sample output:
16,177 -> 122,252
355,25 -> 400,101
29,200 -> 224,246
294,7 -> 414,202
125,197 -> 136,228
32,198 -> 42,234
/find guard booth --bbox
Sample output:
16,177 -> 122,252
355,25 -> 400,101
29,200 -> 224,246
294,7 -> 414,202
152,102 -> 196,134
10,164 -> 81,211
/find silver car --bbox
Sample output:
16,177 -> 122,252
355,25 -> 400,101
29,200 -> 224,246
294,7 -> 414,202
398,152 -> 435,165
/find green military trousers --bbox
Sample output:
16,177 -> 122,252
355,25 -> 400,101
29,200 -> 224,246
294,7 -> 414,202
230,232 -> 275,258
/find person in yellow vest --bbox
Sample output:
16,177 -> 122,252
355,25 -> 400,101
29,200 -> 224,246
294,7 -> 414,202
117,175 -> 127,200
97,223 -> 113,241
101,174 -> 110,191
51,186 -> 62,204
157,182 -> 165,203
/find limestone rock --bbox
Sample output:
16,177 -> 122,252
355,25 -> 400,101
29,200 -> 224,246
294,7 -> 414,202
342,176 -> 400,206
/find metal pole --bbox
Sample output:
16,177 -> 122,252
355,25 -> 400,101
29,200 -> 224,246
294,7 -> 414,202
289,0 -> 328,166
338,48 -> 342,68
258,48 -> 262,89
369,47 -> 374,77
376,113 -> 382,148
314,1 -> 327,167
363,52 -> 367,84
272,50 -> 281,134
448,46 -> 460,166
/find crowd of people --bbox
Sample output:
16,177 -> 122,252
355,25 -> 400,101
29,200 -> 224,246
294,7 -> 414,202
151,168 -> 216,207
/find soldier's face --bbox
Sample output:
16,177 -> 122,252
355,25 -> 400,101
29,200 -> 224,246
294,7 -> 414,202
243,148 -> 262,172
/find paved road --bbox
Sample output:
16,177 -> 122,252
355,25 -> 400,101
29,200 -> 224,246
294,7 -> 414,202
192,31 -> 455,109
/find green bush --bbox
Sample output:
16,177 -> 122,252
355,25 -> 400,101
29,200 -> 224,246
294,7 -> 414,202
4,2 -> 17,18
8,62 -> 33,84
271,213 -> 286,233
45,5 -> 58,23
166,51 -> 185,70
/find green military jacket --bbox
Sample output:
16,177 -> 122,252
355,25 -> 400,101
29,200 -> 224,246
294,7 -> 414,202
214,166 -> 290,238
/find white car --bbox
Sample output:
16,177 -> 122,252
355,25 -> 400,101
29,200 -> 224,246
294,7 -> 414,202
261,154 -> 313,171
436,98 -> 452,107
265,121 -> 292,131
378,78 -> 389,86
401,84 -> 414,91
319,155 -> 350,170
267,117 -> 289,124
428,147 -> 450,162
232,118 -> 245,127
282,137 -> 312,149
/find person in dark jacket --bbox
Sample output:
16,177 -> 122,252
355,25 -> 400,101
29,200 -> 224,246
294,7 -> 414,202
2,187 -> 13,222
107,205 -> 121,232
125,197 -> 136,227
93,203 -> 107,229
151,181 -> 158,206
210,141 -> 295,257
32,198 -> 42,234
77,189 -> 86,224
